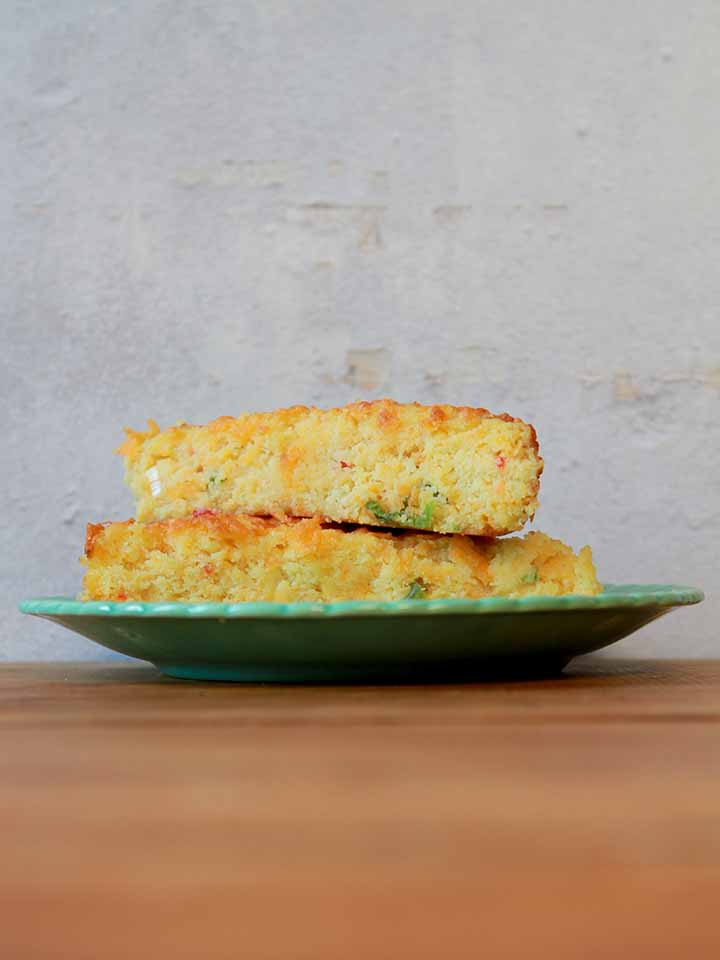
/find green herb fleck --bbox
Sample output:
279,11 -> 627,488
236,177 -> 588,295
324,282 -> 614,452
521,567 -> 538,585
415,499 -> 436,529
365,500 -> 403,525
404,579 -> 427,600
365,493 -> 437,530
206,473 -> 226,492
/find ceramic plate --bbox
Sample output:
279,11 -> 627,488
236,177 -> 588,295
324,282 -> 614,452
20,585 -> 703,683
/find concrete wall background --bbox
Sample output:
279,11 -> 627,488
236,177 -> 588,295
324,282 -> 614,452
3,1 -> 718,660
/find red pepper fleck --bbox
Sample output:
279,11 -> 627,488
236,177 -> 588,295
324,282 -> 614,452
203,563 -> 215,576
339,460 -> 354,469
116,591 -> 127,601
496,455 -> 506,470
193,508 -> 216,517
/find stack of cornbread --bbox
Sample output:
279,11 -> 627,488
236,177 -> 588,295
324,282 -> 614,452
81,400 -> 601,601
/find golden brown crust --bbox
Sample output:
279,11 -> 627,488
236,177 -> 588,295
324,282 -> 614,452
118,399 -> 532,453
84,521 -> 114,558
84,512 -> 429,559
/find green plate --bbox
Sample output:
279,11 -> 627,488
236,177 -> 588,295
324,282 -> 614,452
20,585 -> 703,683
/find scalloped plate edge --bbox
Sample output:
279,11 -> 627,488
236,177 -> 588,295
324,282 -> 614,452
20,585 -> 704,620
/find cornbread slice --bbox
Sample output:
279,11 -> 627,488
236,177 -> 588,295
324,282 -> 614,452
119,400 -> 543,536
81,514 -> 600,603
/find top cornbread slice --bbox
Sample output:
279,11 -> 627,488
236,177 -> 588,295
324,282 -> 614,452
119,399 -> 543,535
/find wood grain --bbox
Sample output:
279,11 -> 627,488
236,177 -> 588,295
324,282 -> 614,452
1,659 -> 719,958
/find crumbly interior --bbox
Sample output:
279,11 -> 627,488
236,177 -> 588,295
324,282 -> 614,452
81,515 -> 600,603
119,399 -> 543,536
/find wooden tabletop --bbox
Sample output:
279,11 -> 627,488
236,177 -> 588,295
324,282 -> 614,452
2,659 -> 719,959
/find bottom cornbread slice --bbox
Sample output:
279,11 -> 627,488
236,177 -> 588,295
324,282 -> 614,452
81,514 -> 601,602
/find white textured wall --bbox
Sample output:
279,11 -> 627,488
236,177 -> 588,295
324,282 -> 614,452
4,1 -> 718,659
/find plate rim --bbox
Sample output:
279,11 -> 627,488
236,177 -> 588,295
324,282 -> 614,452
19,584 -> 704,620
